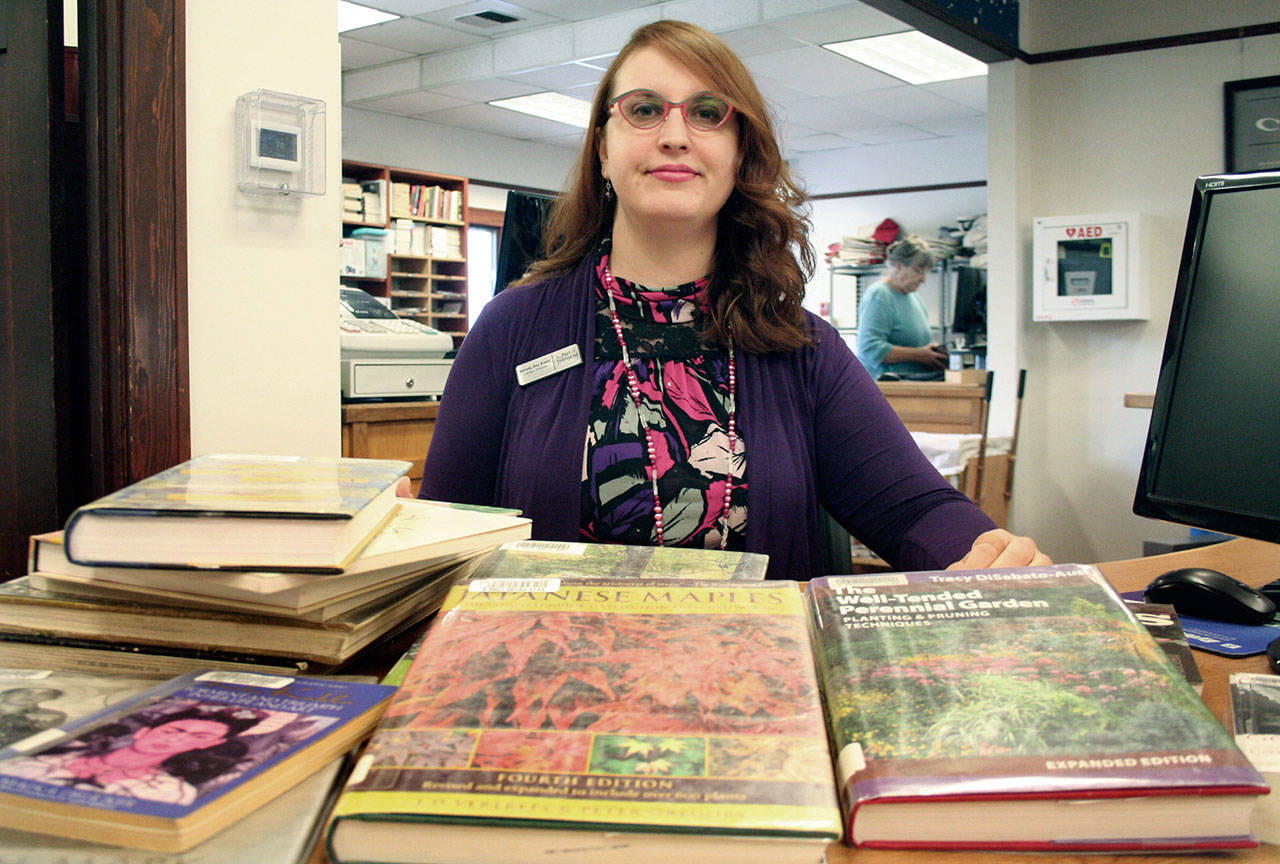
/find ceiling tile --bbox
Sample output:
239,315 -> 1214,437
846,84 -> 981,125
504,61 -> 603,90
777,96 -> 896,135
423,101 -> 586,139
658,0 -> 761,35
492,27 -> 577,74
847,124 -> 936,145
344,58 -> 422,101
717,25 -> 807,58
921,75 -> 988,112
746,46 -> 902,99
766,3 -> 906,43
356,90 -> 471,116
433,76 -> 544,102
514,0 -> 660,20
912,114 -> 987,137
341,17 -> 478,53
340,38 -> 416,70
355,1 -> 463,15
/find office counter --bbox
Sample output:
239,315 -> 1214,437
876,379 -> 988,434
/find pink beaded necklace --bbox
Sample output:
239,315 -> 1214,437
600,257 -> 737,549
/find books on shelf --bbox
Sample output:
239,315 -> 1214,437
391,182 -> 462,222
0,670 -> 394,852
805,563 -> 1267,851
32,497 -> 530,617
62,455 -> 410,573
467,540 -> 769,582
1230,672 -> 1280,844
328,579 -> 842,864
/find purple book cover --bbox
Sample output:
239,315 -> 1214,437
0,670 -> 393,821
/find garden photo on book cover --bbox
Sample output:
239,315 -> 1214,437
817,582 -> 1236,762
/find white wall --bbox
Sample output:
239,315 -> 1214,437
185,1 -> 341,456
990,32 -> 1280,564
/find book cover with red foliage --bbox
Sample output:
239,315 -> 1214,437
328,579 -> 841,864
807,564 -> 1267,851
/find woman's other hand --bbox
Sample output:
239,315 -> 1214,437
395,476 -> 413,498
946,528 -> 1052,570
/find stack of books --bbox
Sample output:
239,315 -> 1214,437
4,454 -> 532,678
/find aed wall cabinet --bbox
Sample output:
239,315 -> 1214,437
235,90 -> 326,197
1032,212 -> 1147,321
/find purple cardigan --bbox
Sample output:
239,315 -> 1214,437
420,256 -> 995,579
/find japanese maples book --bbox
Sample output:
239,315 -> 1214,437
328,579 -> 842,864
62,455 -> 410,572
0,670 -> 394,852
806,563 -> 1268,851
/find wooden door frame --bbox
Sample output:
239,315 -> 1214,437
81,0 -> 190,496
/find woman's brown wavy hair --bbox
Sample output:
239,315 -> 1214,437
513,19 -> 813,353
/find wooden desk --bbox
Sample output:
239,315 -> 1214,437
341,401 -> 438,496
828,537 -> 1280,864
877,379 -> 987,434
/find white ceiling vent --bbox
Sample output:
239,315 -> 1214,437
454,10 -> 521,28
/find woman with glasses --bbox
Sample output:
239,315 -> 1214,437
418,19 -> 1048,578
855,235 -> 951,381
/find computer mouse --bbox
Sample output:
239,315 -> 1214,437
1144,567 -> 1277,626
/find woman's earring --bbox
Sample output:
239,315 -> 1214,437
603,179 -> 613,202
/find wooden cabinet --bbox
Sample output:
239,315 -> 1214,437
340,160 -> 469,348
341,401 -> 438,497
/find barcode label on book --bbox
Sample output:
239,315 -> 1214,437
499,540 -> 585,555
827,573 -> 910,589
195,671 -> 294,689
470,578 -> 562,594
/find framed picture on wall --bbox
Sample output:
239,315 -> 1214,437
1224,75 -> 1280,173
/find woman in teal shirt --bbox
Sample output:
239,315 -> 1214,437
855,235 -> 949,380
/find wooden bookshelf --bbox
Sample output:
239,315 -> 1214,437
340,160 -> 469,347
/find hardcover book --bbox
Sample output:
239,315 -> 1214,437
806,563 -> 1268,851
0,670 -> 394,852
62,454 -> 411,572
328,579 -> 842,864
1230,672 -> 1280,844
466,539 -> 769,583
0,570 -> 462,666
32,498 -> 530,616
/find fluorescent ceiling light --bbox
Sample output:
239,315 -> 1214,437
823,31 -> 986,84
489,92 -> 592,128
338,1 -> 399,33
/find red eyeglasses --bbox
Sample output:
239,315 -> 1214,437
608,89 -> 735,131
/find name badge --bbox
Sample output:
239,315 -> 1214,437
515,344 -> 582,386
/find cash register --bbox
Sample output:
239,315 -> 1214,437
339,286 -> 453,401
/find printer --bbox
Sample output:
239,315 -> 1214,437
340,286 -> 454,401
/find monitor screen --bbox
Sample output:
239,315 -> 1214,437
1133,170 -> 1280,542
494,190 -> 556,295
951,265 -> 987,338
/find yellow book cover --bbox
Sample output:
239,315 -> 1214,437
328,579 -> 842,864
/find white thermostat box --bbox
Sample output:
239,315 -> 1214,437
1032,212 -> 1147,321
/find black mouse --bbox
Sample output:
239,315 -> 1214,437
1144,567 -> 1276,626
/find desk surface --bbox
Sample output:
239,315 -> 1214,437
308,539 -> 1280,864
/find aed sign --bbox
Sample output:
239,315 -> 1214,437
1032,212 -> 1147,322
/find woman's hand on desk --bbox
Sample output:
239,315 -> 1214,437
947,529 -> 1052,570
395,476 -> 413,498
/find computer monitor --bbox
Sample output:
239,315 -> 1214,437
950,265 -> 987,340
1133,170 -> 1280,543
493,190 -> 556,295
